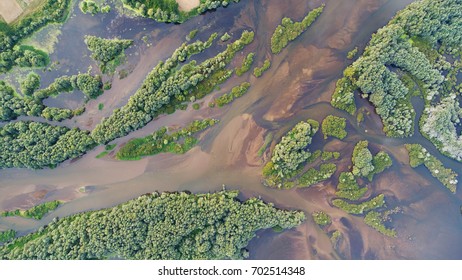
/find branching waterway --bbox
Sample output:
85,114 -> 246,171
1,0 -> 461,259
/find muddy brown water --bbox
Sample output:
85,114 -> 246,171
1,0 -> 462,259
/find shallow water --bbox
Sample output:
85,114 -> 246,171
1,0 -> 462,259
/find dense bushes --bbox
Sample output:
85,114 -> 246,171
84,36 -> 133,73
405,144 -> 458,193
332,194 -> 385,215
235,52 -> 254,76
331,0 -> 462,151
0,121 -> 95,169
253,59 -> 271,78
270,5 -> 324,54
1,201 -> 61,220
266,119 -> 319,180
335,172 -> 367,201
116,119 -> 218,160
312,211 -> 331,226
0,0 -> 71,73
0,190 -> 305,260
364,211 -> 396,237
352,141 -> 392,180
91,31 -> 254,144
34,74 -> 103,100
20,72 -> 41,96
321,115 -> 347,140
298,163 -> 336,187
215,82 -> 250,107
0,230 -> 16,244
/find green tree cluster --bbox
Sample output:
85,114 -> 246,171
235,52 -> 254,76
84,36 -> 133,73
332,194 -> 385,215
0,230 -> 16,244
364,211 -> 396,237
335,172 -> 367,201
91,30 -> 254,144
116,119 -> 218,160
20,72 -> 41,96
321,115 -> 347,140
215,82 -> 250,107
1,201 -> 61,220
331,0 -> 462,151
266,119 -> 319,180
405,144 -> 458,193
0,190 -> 305,260
0,121 -> 95,169
352,141 -> 392,180
0,0 -> 71,73
270,5 -> 324,54
298,163 -> 336,187
312,211 -> 331,226
253,59 -> 271,78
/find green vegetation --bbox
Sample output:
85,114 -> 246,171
95,151 -> 109,158
235,52 -> 255,76
0,0 -> 71,73
192,103 -> 200,110
405,144 -> 458,193
80,0 -> 100,15
34,73 -> 103,100
84,36 -> 133,73
347,47 -> 358,59
270,5 -> 324,54
257,132 -> 273,157
0,121 -> 95,169
20,72 -> 40,96
331,0 -> 462,156
352,141 -> 392,180
312,211 -> 331,226
91,30 -> 254,144
330,75 -> 357,115
186,29 -> 198,41
220,32 -> 231,42
1,201 -> 61,220
298,163 -> 336,187
335,172 -> 367,201
332,194 -> 385,215
98,103 -> 104,110
253,59 -> 271,78
116,119 -> 218,160
321,151 -> 340,161
364,211 -> 396,237
330,230 -> 342,245
263,119 -> 319,183
0,230 -> 16,243
321,115 -> 347,140
0,190 -> 305,260
215,82 -> 250,107
122,0 -> 243,23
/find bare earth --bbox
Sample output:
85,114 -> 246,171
177,0 -> 199,12
0,0 -> 23,23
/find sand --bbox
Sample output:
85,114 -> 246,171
0,0 -> 23,23
177,0 -> 200,12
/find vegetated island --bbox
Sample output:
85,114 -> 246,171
270,4 -> 324,54
405,144 -> 458,193
1,201 -> 62,220
0,190 -> 305,260
116,119 -> 218,160
330,0 -> 462,162
84,35 -> 133,73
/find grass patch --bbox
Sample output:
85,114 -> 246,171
257,132 -> 273,157
332,194 -> 385,215
312,211 -> 331,226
